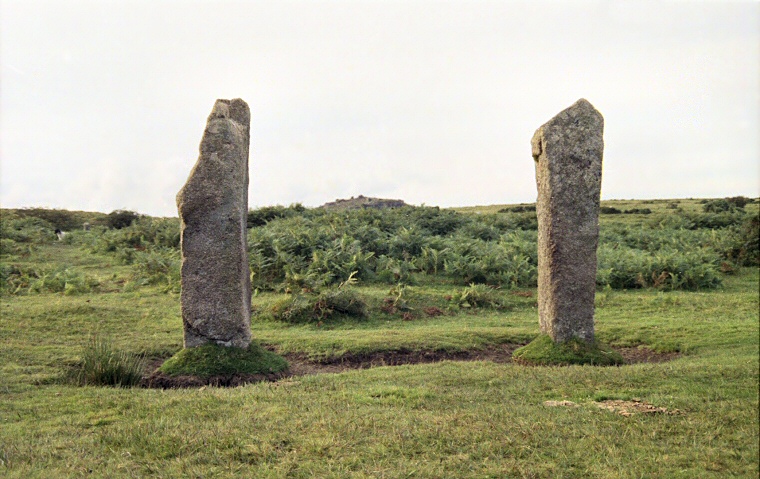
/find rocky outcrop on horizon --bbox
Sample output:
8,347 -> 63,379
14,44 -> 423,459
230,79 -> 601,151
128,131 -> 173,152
321,195 -> 408,210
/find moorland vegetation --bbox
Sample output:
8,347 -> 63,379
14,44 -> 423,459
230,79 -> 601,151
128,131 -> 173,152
0,197 -> 757,478
3,196 -> 757,301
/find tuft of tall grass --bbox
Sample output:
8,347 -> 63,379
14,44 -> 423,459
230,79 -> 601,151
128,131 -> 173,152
71,336 -> 145,387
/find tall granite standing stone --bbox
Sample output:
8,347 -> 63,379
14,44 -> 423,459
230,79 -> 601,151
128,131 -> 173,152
177,98 -> 252,348
530,99 -> 604,343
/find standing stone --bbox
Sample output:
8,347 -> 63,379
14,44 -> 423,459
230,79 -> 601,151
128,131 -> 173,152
177,99 -> 252,348
530,99 -> 604,343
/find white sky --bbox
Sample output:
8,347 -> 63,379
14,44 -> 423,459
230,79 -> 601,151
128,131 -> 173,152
1,0 -> 758,217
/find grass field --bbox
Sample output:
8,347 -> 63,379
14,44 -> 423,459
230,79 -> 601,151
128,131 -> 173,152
0,198 -> 758,478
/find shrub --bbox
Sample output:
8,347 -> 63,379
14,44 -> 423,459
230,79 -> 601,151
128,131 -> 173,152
130,248 -> 181,291
687,211 -> 747,229
2,265 -> 100,295
247,204 -> 307,227
647,211 -> 746,231
737,215 -> 760,266
702,199 -> 738,213
243,202 -> 727,292
307,236 -> 377,286
600,206 -> 622,214
71,336 -> 145,387
36,267 -> 99,295
448,283 -> 507,309
648,214 -> 696,230
597,245 -> 721,290
0,215 -> 56,243
442,233 -> 537,287
0,238 -> 29,257
726,196 -> 751,208
270,288 -> 368,323
459,222 -> 501,241
405,206 -> 468,236
91,217 -> 180,262
12,208 -> 100,231
496,211 -> 538,230
106,210 -> 141,229
388,226 -> 429,257
416,246 -> 449,275
499,205 -> 536,213
0,264 -> 26,294
376,256 -> 417,284
723,215 -> 760,266
316,288 -> 368,318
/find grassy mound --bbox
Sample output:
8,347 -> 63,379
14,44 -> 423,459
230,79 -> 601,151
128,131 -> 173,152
159,343 -> 289,377
512,334 -> 624,366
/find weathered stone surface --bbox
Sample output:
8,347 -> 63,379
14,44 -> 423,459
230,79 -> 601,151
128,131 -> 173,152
531,98 -> 604,343
177,98 -> 252,348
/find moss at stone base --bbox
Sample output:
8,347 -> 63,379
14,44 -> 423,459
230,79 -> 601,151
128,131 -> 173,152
159,343 -> 289,377
512,334 -> 624,366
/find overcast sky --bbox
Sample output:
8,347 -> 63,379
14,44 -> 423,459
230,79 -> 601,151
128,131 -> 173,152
1,1 -> 758,217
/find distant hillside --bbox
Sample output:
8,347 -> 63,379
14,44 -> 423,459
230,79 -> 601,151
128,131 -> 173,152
1,207 -> 109,230
321,195 -> 408,210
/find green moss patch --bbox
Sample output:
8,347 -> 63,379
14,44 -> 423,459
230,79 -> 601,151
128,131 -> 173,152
512,334 -> 624,366
159,343 -> 289,378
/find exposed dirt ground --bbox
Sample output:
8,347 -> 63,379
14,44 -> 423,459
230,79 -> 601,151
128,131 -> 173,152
141,344 -> 680,389
594,398 -> 683,416
544,398 -> 683,416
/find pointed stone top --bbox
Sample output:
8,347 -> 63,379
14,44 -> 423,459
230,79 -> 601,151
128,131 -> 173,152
531,98 -> 604,160
208,98 -> 250,126
549,98 -> 602,125
572,98 -> 594,109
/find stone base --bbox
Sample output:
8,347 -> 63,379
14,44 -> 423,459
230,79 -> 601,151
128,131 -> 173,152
158,343 -> 289,378
512,334 -> 624,366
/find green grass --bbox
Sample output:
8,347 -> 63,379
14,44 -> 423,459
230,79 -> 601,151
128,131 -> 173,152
513,334 -> 625,366
159,343 -> 288,377
70,335 -> 145,387
0,199 -> 758,478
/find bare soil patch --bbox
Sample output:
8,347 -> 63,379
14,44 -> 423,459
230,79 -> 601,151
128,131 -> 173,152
616,347 -> 681,364
543,398 -> 683,416
140,344 -> 679,388
141,369 -> 288,389
283,343 -> 521,376
595,399 -> 683,416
